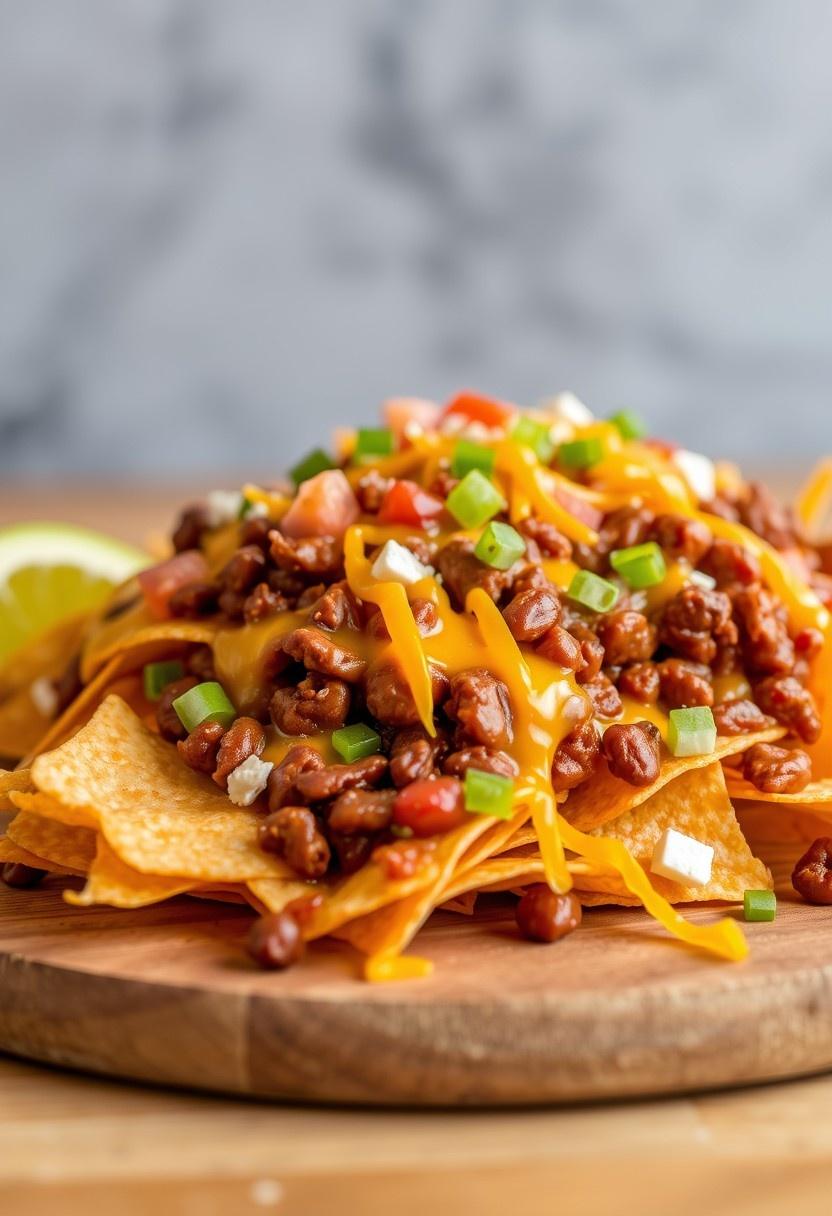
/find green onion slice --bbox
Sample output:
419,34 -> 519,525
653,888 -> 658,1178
566,569 -> 620,613
173,682 -> 237,734
610,541 -> 667,589
450,439 -> 496,480
464,768 -> 515,819
743,889 -> 777,922
331,722 -> 381,763
609,410 -> 646,441
446,470 -> 507,529
474,521 -> 526,570
143,660 -> 185,702
667,706 -> 716,757
354,428 -> 396,462
290,448 -> 334,486
558,436 -> 604,470
510,416 -> 555,463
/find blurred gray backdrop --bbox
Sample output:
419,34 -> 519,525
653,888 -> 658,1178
1,0 -> 831,476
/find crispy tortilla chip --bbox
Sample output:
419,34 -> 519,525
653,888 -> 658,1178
0,611 -> 90,700
725,768 -> 832,810
65,837 -> 195,909
0,834 -> 80,876
563,726 -> 785,831
11,789 -> 99,829
81,607 -> 218,682
20,655 -> 125,765
31,696 -> 293,881
6,811 -> 96,872
0,768 -> 34,813
0,686 -> 53,760
439,855 -> 611,904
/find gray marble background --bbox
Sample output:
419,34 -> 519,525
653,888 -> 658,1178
2,0 -> 831,477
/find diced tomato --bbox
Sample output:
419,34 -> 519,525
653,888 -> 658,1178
441,391 -> 515,429
280,469 -> 360,539
138,550 -> 210,620
377,480 -> 445,528
643,438 -> 679,458
383,397 -> 440,439
392,777 -> 468,837
552,485 -> 604,532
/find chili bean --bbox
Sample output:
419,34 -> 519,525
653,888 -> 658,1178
247,910 -> 305,969
516,886 -> 582,943
742,743 -> 812,794
602,721 -> 661,787
792,838 -> 832,905
442,746 -> 519,779
267,744 -> 325,812
168,581 -> 221,619
536,625 -> 584,671
650,514 -> 712,565
212,717 -> 266,788
712,698 -> 774,735
2,862 -> 46,888
390,728 -> 447,787
365,659 -> 447,728
600,505 -> 655,553
269,531 -> 344,580
258,806 -> 331,878
700,539 -> 761,588
739,482 -> 796,551
220,544 -> 266,595
437,538 -> 516,610
657,659 -> 713,709
551,721 -> 601,791
565,621 -> 604,684
293,755 -> 388,803
177,719 -> 226,773
296,583 -> 327,610
239,516 -> 273,551
511,564 -> 551,596
281,626 -> 366,683
355,469 -> 391,513
156,676 -> 198,741
732,586 -> 795,676
582,674 -> 623,720
502,587 -> 561,642
754,675 -> 821,744
519,517 -> 573,559
596,610 -> 656,666
618,662 -> 660,704
243,583 -> 287,624
186,645 -> 216,683
270,675 -> 351,735
218,589 -> 246,621
330,832 -> 375,875
659,585 -> 737,665
445,668 -> 513,750
172,505 -> 209,553
308,581 -> 362,631
328,788 -> 396,834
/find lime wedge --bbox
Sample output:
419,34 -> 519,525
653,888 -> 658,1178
0,522 -> 150,664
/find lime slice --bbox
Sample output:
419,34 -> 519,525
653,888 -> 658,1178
0,522 -> 150,664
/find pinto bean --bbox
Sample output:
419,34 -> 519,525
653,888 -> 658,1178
700,539 -> 761,588
156,676 -> 198,741
602,721 -> 661,787
270,675 -> 351,735
742,743 -> 812,794
258,806 -> 331,878
177,720 -> 226,773
328,788 -> 396,834
516,886 -> 582,943
172,505 -> 209,553
551,721 -> 601,791
617,662 -> 660,704
596,611 -> 656,666
600,506 -> 655,553
659,586 -> 737,665
657,659 -> 713,709
168,581 -> 221,618
293,755 -> 388,803
437,538 -> 515,609
442,746 -> 519,779
502,587 -> 561,642
389,728 -> 447,787
281,627 -> 366,683
536,625 -> 584,671
1,862 -> 46,888
792,838 -> 832,905
247,910 -> 305,969
220,544 -> 266,595
519,517 -> 573,559
185,646 -> 216,683
308,581 -> 362,631
650,514 -> 712,565
712,698 -> 774,736
243,583 -> 287,624
212,717 -> 266,788
267,744 -> 325,812
269,531 -> 344,580
365,660 -> 447,728
739,482 -> 796,551
239,516 -> 274,551
445,668 -> 513,750
754,676 -> 822,744
732,586 -> 795,676
582,674 -> 623,720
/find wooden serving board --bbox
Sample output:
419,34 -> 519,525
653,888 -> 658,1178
1,878 -> 831,1106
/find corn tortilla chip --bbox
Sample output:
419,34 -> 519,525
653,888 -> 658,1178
0,834 -> 81,876
65,837 -> 196,909
0,768 -> 34,813
0,611 -> 90,700
81,609 -> 218,683
725,768 -> 832,809
6,811 -> 96,872
11,789 -> 100,829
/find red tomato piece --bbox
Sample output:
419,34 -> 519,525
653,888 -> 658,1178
552,485 -> 604,532
138,550 -> 210,620
383,397 -> 440,439
280,469 -> 360,539
441,391 -> 515,429
392,777 -> 468,837
377,480 -> 445,528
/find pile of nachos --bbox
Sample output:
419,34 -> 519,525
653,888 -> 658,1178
3,390 -> 832,980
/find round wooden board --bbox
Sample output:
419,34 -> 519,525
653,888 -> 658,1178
1,879 -> 832,1106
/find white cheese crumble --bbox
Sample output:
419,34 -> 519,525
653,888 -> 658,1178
205,489 -> 245,528
542,390 -> 595,427
689,569 -> 717,592
672,449 -> 716,504
371,539 -> 433,586
30,676 -> 58,718
651,827 -> 714,887
227,755 -> 273,808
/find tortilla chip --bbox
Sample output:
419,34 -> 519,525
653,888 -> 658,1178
0,611 -> 90,700
81,608 -> 217,682
439,855 -> 611,903
65,837 -> 195,908
563,726 -> 785,831
6,811 -> 96,872
0,686 -> 53,760
0,835 -> 80,876
725,768 -> 832,810
20,655 -> 125,765
31,695 -> 293,881
0,768 -> 34,813
11,789 -> 99,829
439,892 -> 478,915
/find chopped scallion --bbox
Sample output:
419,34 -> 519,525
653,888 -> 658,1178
744,889 -> 776,922
143,660 -> 184,701
610,541 -> 667,589
567,569 -> 620,613
354,428 -> 395,462
511,416 -> 555,463
451,439 -> 496,480
464,768 -> 515,819
667,706 -> 716,757
474,521 -> 526,570
609,410 -> 646,441
290,448 -> 334,486
558,436 -> 604,470
446,470 -> 507,529
173,682 -> 237,734
331,722 -> 381,763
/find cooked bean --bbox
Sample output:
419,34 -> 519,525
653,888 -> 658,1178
659,586 -> 737,665
596,610 -> 656,666
582,674 -> 623,720
269,531 -> 344,580
754,676 -> 821,744
267,744 -> 325,812
566,621 -> 605,684
217,588 -> 247,621
437,538 -> 515,609
442,746 -> 519,779
186,645 -> 216,683
308,581 -> 362,631
742,743 -> 812,794
551,721 -> 601,791
519,517 -> 573,559
617,662 -> 660,704
239,516 -> 273,551
281,626 -> 366,683
501,587 -> 561,642
516,886 -> 582,943
535,625 -> 584,671
2,862 -> 46,888
732,586 -> 795,676
602,721 -> 661,787
600,506 -> 655,553
657,659 -> 713,709
270,675 -> 351,735
445,668 -> 513,750
712,698 -> 774,736
365,660 -> 447,728
172,505 -> 209,553
700,539 -> 761,588
177,720 -> 226,773
330,832 -> 375,875
247,911 -> 305,969
258,806 -> 331,878
220,544 -> 267,595
293,755 -> 388,803
792,838 -> 832,904
156,676 -> 198,741
739,482 -> 796,551
328,788 -> 396,834
243,583 -> 287,624
168,581 -> 221,619
212,717 -> 266,788
650,514 -> 712,565
389,728 -> 447,787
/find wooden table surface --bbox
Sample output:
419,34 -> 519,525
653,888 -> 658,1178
3,480 -> 831,1216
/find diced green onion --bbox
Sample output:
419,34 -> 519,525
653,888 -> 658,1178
567,569 -> 619,613
609,410 -> 646,441
450,439 -> 496,480
446,470 -> 507,529
511,417 -> 555,463
173,682 -> 237,734
331,722 -> 381,763
354,428 -> 396,462
290,448 -> 334,486
464,768 -> 515,819
744,889 -> 777,923
610,542 -> 667,589
558,436 -> 604,470
474,521 -> 526,570
667,706 -> 716,757
237,495 -> 253,520
143,660 -> 184,701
